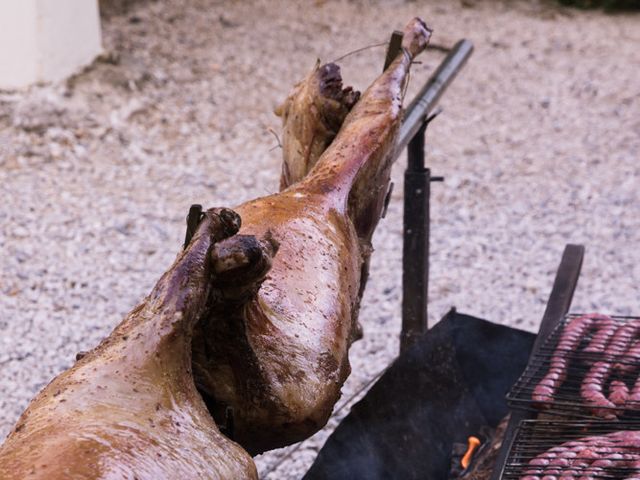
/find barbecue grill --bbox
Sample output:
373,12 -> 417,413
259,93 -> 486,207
489,243 -> 640,480
508,314 -> 640,420
500,420 -> 640,479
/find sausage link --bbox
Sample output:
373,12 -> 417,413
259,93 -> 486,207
580,323 -> 640,417
606,323 -> 640,359
533,315 -> 597,404
609,379 -> 630,407
583,315 -> 616,354
615,340 -> 640,374
581,361 -> 617,418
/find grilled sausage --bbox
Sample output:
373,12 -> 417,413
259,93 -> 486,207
581,323 -> 640,418
532,314 -> 624,405
533,315 -> 597,404
607,324 -> 640,358
582,361 -> 618,418
524,432 -> 640,480
615,340 -> 640,374
609,379 -> 630,407
583,315 -> 616,354
624,460 -> 640,480
628,375 -> 640,406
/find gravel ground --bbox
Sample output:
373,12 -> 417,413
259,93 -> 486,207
1,0 -> 639,478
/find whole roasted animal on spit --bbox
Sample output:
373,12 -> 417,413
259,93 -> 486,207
0,18 -> 432,479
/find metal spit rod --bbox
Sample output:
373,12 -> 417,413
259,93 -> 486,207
397,38 -> 474,156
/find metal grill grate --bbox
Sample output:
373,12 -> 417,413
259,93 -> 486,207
500,420 -> 640,479
507,314 -> 640,419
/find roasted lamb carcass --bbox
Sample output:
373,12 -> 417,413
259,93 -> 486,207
192,18 -> 432,454
0,17 -> 432,477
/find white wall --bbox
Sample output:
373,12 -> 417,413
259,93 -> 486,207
0,0 -> 102,89
0,1 -> 39,88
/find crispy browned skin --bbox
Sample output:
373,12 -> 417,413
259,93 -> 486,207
0,209 -> 258,479
192,18 -> 432,454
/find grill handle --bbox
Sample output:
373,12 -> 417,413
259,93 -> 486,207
490,244 -> 585,480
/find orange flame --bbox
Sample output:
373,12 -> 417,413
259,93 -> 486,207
461,436 -> 481,470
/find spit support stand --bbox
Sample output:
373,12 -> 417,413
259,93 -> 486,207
400,112 -> 444,354
383,30 -> 473,353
